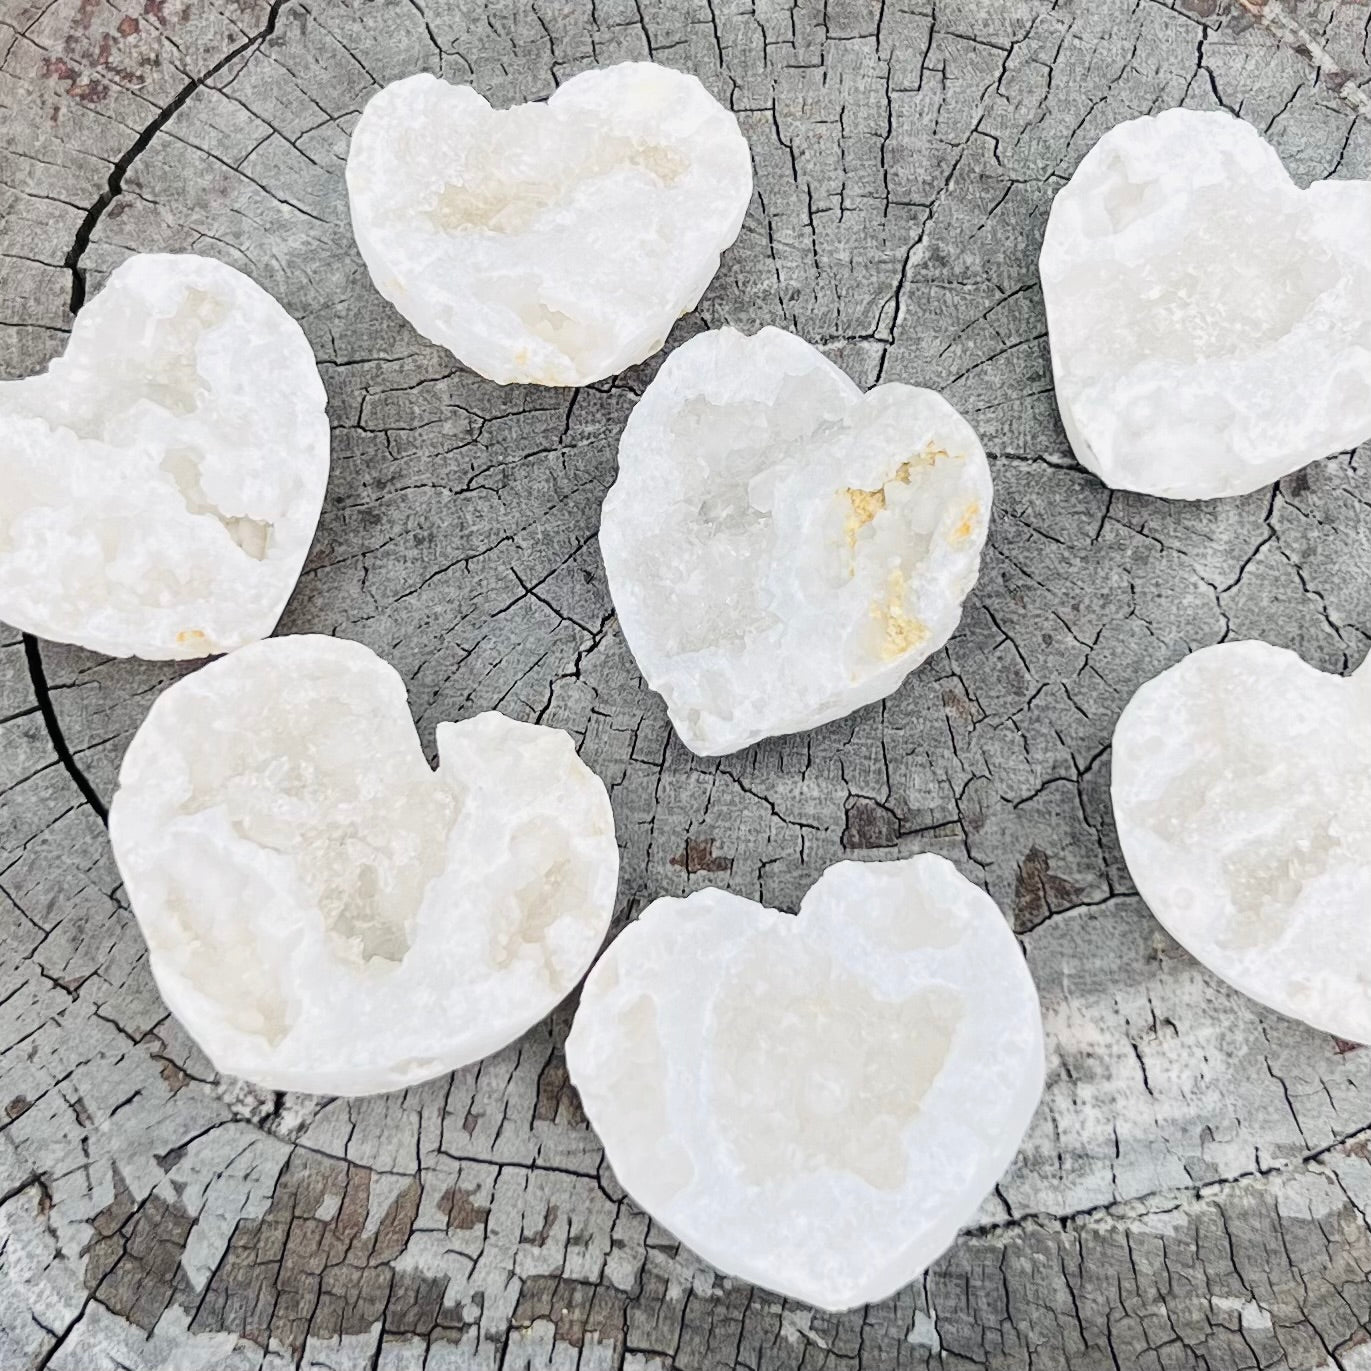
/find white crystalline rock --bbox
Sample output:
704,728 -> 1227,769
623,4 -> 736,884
565,855 -> 1045,1311
345,63 -> 753,386
599,326 -> 992,755
1113,641 -> 1371,1043
0,254 -> 329,659
108,635 -> 620,1096
1040,109 -> 1371,500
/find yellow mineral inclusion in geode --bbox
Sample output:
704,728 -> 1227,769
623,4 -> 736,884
874,567 -> 929,660
842,445 -> 954,550
842,445 -> 968,659
950,500 -> 980,543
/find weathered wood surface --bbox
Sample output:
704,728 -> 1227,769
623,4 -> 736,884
2,0 -> 1371,1366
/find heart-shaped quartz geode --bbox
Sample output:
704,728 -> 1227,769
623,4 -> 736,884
0,253 -> 328,658
1041,108 -> 1371,499
565,856 -> 1045,1311
345,62 -> 753,386
1113,641 -> 1371,1044
108,635 -> 620,1096
599,325 -> 992,754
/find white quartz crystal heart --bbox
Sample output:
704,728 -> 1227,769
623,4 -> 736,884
565,856 -> 1044,1310
108,635 -> 619,1096
600,326 -> 992,755
346,62 -> 753,386
0,254 -> 329,658
1041,109 -> 1371,499
1113,641 -> 1371,1042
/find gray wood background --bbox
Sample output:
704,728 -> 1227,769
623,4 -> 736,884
2,0 -> 1371,1366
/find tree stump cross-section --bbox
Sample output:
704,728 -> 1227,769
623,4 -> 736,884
1,0 -> 1371,1367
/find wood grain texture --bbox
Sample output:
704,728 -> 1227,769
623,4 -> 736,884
2,0 -> 1371,1366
